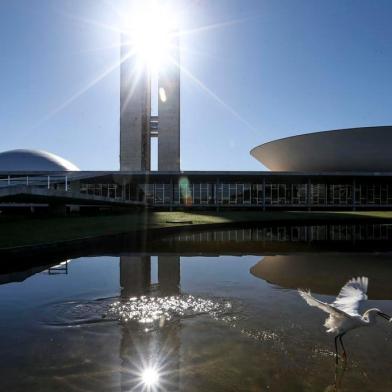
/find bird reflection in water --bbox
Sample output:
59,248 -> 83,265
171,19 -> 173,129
299,276 -> 392,364
324,362 -> 347,392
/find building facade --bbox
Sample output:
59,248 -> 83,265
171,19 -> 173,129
77,171 -> 392,210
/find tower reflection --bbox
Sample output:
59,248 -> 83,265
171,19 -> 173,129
119,255 -> 181,391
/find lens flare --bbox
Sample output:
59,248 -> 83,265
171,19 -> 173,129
159,87 -> 167,102
179,177 -> 192,206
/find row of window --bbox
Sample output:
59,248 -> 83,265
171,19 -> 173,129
80,182 -> 392,206
139,183 -> 392,206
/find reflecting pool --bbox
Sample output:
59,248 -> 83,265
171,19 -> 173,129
1,223 -> 392,391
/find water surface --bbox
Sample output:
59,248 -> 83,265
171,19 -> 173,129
1,223 -> 392,391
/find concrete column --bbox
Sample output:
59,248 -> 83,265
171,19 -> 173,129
170,179 -> 174,211
158,33 -> 180,171
70,180 -> 80,193
121,181 -> 126,201
216,178 -> 220,212
120,34 -> 151,171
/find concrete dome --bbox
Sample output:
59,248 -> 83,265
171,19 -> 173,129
0,149 -> 80,171
250,126 -> 392,172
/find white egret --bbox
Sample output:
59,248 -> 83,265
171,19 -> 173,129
298,276 -> 392,363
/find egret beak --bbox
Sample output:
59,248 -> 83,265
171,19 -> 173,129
377,312 -> 392,322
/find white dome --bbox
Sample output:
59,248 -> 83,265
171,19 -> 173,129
0,149 -> 80,171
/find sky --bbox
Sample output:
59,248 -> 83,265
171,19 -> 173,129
1,0 -> 392,171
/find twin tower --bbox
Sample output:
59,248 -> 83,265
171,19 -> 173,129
119,33 -> 180,172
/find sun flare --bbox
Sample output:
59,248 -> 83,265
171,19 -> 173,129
34,0 -> 256,133
124,1 -> 178,70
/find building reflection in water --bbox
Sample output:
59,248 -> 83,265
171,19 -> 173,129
119,255 -> 181,391
0,259 -> 70,285
250,254 -> 392,299
2,223 -> 392,288
162,223 -> 392,244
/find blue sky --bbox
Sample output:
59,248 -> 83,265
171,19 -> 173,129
1,0 -> 392,170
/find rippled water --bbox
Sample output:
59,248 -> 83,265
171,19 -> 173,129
1,223 -> 392,391
108,295 -> 233,325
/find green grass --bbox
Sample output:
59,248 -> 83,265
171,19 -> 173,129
1,210 -> 392,250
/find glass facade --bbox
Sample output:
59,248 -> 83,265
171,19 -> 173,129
78,177 -> 392,209
3,172 -> 392,210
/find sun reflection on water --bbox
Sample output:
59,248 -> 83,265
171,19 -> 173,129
141,366 -> 160,388
109,294 -> 230,327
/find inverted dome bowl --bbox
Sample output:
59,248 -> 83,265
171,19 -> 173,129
250,126 -> 392,172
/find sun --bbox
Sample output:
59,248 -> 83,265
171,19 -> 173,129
124,1 -> 178,71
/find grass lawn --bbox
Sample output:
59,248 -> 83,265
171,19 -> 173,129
1,210 -> 392,250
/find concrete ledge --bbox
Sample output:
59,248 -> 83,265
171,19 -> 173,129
0,185 -> 145,207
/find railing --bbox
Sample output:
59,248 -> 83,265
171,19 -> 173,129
0,175 -> 70,191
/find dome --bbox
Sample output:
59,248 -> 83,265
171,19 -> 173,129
250,126 -> 392,172
0,149 -> 80,171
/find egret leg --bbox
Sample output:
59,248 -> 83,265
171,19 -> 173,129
334,335 -> 339,364
339,333 -> 347,361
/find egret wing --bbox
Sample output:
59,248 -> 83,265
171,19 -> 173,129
298,289 -> 344,317
332,276 -> 368,316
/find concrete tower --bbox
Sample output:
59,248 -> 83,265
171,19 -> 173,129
120,34 -> 151,171
119,31 -> 180,172
158,34 -> 181,171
